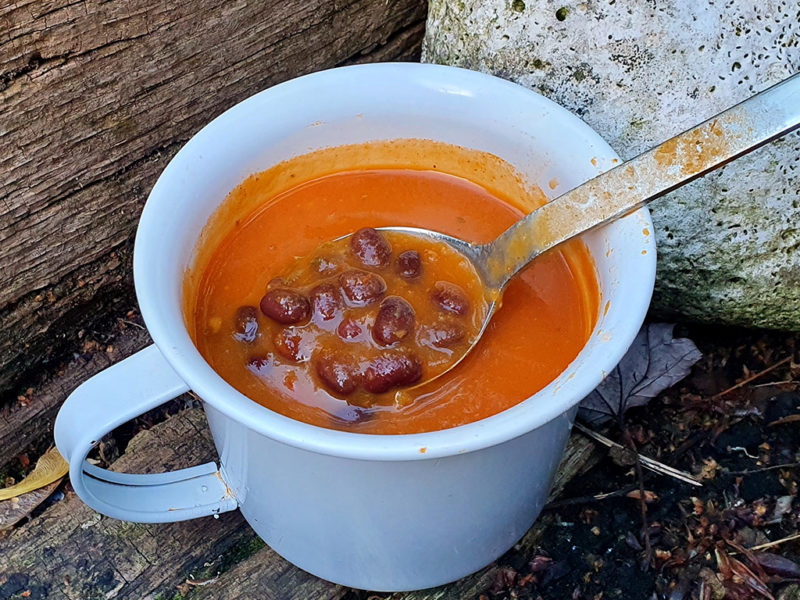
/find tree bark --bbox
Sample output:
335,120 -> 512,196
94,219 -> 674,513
0,0 -> 427,401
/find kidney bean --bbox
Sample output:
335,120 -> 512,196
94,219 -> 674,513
363,352 -> 422,393
430,281 -> 470,316
372,296 -> 416,346
310,283 -> 342,321
396,250 -> 422,279
314,351 -> 361,396
337,317 -> 363,340
339,269 -> 387,306
273,329 -> 307,362
419,320 -> 466,348
260,288 -> 310,324
350,227 -> 392,268
233,306 -> 259,343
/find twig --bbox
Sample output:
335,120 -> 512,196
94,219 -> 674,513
711,355 -> 793,400
751,380 -> 797,389
769,414 -> 800,427
748,532 -> 800,552
574,422 -> 703,487
624,426 -> 653,570
544,484 -> 639,510
724,462 -> 800,476
118,318 -> 145,330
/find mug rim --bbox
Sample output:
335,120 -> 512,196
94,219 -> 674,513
134,62 -> 655,460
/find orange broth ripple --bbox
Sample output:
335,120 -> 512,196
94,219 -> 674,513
188,142 -> 599,434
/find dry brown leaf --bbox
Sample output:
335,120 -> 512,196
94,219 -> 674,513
0,448 -> 68,501
698,457 -> 721,481
727,554 -> 774,600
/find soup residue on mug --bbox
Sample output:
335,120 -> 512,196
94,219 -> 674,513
185,139 -> 599,434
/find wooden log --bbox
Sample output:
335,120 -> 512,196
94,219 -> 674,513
0,0 -> 427,400
0,324 -> 151,469
0,404 -> 601,599
0,409 -> 258,599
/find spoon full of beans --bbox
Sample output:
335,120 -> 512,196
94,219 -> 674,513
368,72 -> 800,389
257,73 -> 799,404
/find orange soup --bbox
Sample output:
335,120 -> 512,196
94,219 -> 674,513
187,141 -> 599,434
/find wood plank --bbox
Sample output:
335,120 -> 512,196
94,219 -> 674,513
0,408 -> 257,600
0,0 -> 427,398
0,324 -> 151,469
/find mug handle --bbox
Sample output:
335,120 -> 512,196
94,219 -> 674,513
54,344 -> 238,523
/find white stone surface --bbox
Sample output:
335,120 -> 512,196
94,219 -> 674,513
423,0 -> 800,329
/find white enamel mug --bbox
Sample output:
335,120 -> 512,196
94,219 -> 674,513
54,63 -> 655,591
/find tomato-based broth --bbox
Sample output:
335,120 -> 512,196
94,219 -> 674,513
188,141 -> 600,434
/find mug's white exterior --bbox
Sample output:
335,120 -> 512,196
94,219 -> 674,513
207,404 -> 575,590
134,64 -> 655,590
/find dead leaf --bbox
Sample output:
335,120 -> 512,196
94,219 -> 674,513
579,323 -> 702,425
753,553 -> 800,579
0,480 -> 61,530
698,457 -> 721,481
717,548 -> 775,600
0,448 -> 69,501
727,554 -> 775,600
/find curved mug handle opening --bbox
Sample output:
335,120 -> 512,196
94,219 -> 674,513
54,344 -> 238,523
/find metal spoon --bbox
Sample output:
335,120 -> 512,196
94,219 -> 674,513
381,72 -> 800,389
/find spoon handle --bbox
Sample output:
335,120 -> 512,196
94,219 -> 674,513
481,72 -> 800,290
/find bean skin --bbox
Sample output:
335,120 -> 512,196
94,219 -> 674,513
260,288 -> 310,324
339,269 -> 387,306
350,227 -> 392,268
233,306 -> 259,343
363,352 -> 422,393
310,283 -> 342,321
419,320 -> 466,348
337,317 -> 363,340
274,329 -> 306,362
396,250 -> 422,279
430,281 -> 470,316
314,351 -> 361,395
373,296 -> 416,346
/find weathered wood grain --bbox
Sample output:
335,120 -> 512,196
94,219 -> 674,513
0,402 -> 601,599
0,0 -> 427,399
0,324 -> 151,469
0,409 -> 257,600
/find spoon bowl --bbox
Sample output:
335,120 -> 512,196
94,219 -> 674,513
376,72 -> 800,393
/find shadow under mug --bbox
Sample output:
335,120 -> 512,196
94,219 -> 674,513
55,63 -> 655,591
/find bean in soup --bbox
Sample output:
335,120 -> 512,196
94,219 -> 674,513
188,142 -> 599,434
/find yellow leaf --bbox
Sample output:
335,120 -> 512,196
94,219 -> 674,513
0,448 -> 69,501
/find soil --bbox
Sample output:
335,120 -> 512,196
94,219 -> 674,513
454,324 -> 800,600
